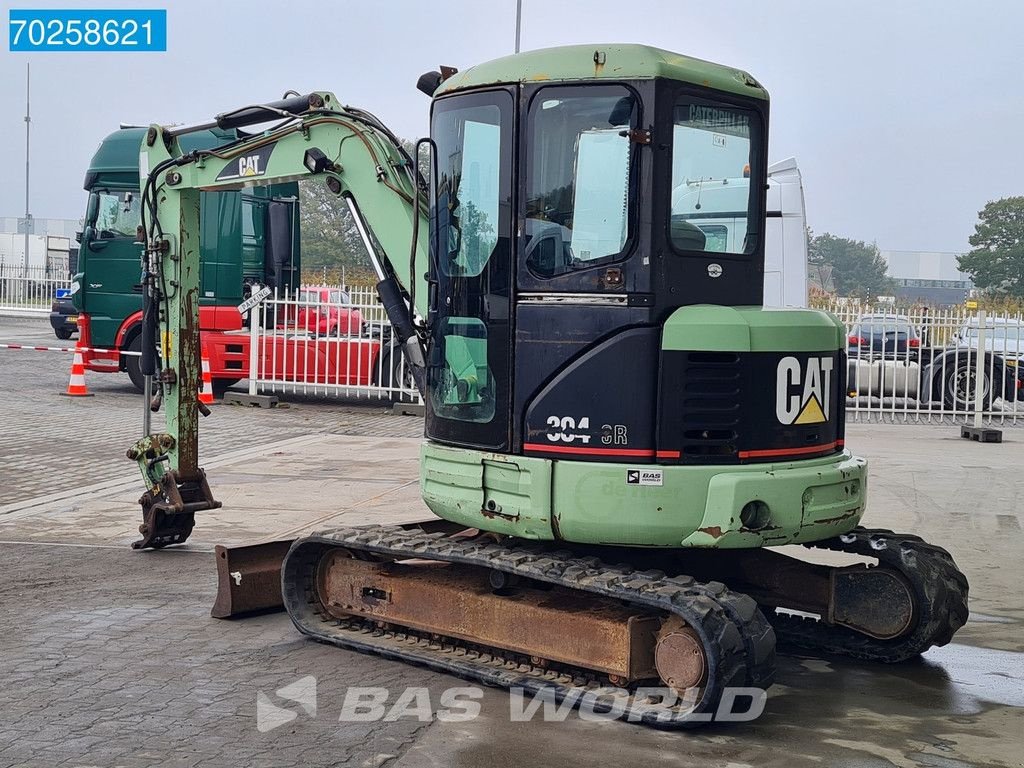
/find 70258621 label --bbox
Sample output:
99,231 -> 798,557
8,9 -> 167,52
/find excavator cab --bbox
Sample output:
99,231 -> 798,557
416,47 -> 853,549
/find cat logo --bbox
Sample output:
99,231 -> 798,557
215,143 -> 275,182
776,356 -> 834,425
237,155 -> 262,177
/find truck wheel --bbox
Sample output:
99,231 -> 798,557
125,334 -> 159,394
375,347 -> 415,398
54,328 -> 73,341
213,378 -> 241,397
943,364 -> 991,411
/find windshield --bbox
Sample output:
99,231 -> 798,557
93,191 -> 141,238
434,102 -> 503,279
428,90 -> 513,437
965,325 -> 1022,341
523,85 -> 637,278
669,99 -> 763,255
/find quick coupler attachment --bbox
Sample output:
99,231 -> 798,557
127,435 -> 221,550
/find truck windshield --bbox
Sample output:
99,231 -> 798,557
669,100 -> 763,255
523,85 -> 637,278
93,191 -> 141,238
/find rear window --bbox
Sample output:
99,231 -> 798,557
853,319 -> 916,337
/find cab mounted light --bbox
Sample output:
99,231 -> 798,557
303,147 -> 333,174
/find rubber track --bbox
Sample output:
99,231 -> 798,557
769,527 -> 970,662
282,525 -> 776,728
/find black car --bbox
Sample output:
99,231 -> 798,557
847,314 -> 920,361
49,291 -> 78,340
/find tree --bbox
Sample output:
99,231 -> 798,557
958,197 -> 1024,299
297,137 -> 427,286
807,231 -> 894,299
298,178 -> 373,283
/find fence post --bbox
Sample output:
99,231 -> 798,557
973,309 -> 987,428
248,303 -> 260,397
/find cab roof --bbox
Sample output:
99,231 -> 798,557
435,44 -> 767,101
84,126 -> 241,189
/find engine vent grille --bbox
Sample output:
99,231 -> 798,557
678,352 -> 741,461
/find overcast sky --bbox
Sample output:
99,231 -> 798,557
1,0 -> 1021,251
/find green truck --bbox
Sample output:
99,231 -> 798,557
73,126 -> 301,390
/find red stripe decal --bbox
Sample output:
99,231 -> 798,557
738,441 -> 840,459
655,450 -> 681,459
523,443 -> 656,458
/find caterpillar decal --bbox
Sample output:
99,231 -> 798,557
776,355 -> 834,425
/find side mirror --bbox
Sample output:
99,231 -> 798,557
85,193 -> 100,224
83,226 -> 106,251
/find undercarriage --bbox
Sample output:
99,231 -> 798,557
279,524 -> 968,727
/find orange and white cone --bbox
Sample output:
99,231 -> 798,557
62,346 -> 93,397
199,343 -> 215,405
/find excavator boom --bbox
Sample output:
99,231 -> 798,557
129,92 -> 428,547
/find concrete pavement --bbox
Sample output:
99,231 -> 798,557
1,316 -> 1022,767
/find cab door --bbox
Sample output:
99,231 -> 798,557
425,88 -> 515,452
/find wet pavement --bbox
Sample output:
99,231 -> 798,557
1,316 -> 1022,767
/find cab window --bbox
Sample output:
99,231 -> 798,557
523,85 -> 638,278
669,100 -> 762,255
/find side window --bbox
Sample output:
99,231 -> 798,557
669,100 -> 761,255
94,191 -> 141,238
241,198 -> 258,239
697,224 -> 729,252
523,86 -> 637,278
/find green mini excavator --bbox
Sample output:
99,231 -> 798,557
127,44 -> 968,726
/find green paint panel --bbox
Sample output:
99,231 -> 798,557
422,443 -> 867,548
436,44 -> 768,101
421,443 -> 553,540
662,305 -> 845,353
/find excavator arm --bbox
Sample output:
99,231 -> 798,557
127,92 -> 429,549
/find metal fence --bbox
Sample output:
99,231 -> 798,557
0,263 -> 72,317
245,285 -> 420,403
823,301 -> 1023,425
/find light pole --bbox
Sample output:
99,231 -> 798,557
514,0 -> 522,53
23,63 -> 31,276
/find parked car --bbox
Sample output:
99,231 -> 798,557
287,287 -> 363,337
49,290 -> 78,340
846,314 -> 920,361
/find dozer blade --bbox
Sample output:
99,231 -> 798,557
211,521 -> 459,619
211,540 -> 294,618
282,525 -> 777,728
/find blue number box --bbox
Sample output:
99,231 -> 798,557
9,9 -> 167,52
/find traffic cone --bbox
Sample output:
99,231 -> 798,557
199,342 -> 215,405
62,345 -> 93,397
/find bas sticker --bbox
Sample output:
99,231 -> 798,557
627,469 -> 663,486
776,356 -> 833,425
